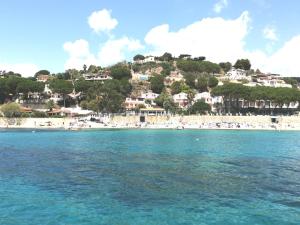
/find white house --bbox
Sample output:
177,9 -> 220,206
226,68 -> 249,81
194,92 -> 212,104
141,91 -> 159,101
143,56 -> 155,63
194,92 -> 223,112
36,75 -> 50,82
124,97 -> 145,110
140,91 -> 159,105
173,92 -> 188,108
258,77 -> 292,88
83,73 -> 112,81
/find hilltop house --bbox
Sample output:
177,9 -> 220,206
36,75 -> 50,82
141,91 -> 159,105
124,97 -> 145,110
194,92 -> 223,112
226,67 -> 249,81
83,71 -> 112,81
173,92 -> 188,108
164,71 -> 185,86
132,72 -> 149,81
255,73 -> 292,88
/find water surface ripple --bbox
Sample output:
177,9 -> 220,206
1,129 -> 300,224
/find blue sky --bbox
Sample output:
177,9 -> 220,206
1,0 -> 300,76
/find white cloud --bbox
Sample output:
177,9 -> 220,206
98,37 -> 143,66
63,39 -> 97,70
144,11 -> 300,76
88,9 -> 118,33
63,10 -> 300,77
263,35 -> 300,76
145,11 -> 250,63
263,26 -> 278,42
63,38 -> 143,69
213,0 -> 228,13
0,63 -> 39,77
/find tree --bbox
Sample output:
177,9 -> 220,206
188,100 -> 211,115
0,79 -> 8,103
35,70 -> 50,77
6,76 -> 23,98
160,62 -> 173,76
2,71 -> 22,77
54,72 -> 70,80
170,81 -> 182,95
75,78 -> 93,93
211,83 -> 250,113
234,59 -> 251,70
196,77 -> 208,92
49,79 -> 73,107
110,64 -> 131,80
87,65 -> 100,74
155,89 -> 177,113
219,62 -> 232,73
283,78 -> 298,88
177,60 -> 220,74
184,73 -> 197,89
0,102 -> 21,118
160,52 -> 173,61
184,89 -> 196,108
133,54 -> 145,61
83,64 -> 87,73
46,100 -> 55,111
208,76 -> 219,88
150,75 -> 165,94
88,86 -> 124,113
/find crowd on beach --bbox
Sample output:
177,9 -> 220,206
1,115 -> 298,131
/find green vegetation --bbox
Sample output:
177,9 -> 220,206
219,62 -> 232,73
208,76 -> 219,88
155,89 -> 177,114
234,59 -> 251,70
0,54 -> 299,118
0,102 -> 21,117
212,83 -> 300,114
35,70 -> 50,77
188,100 -> 211,115
49,79 -> 73,107
150,74 -> 165,94
110,64 -> 131,80
133,54 -> 145,61
177,60 -> 220,74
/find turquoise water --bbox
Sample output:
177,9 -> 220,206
1,129 -> 300,225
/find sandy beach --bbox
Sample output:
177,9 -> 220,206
1,115 -> 300,131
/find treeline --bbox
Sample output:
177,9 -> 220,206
177,60 -> 221,74
212,83 -> 300,114
0,76 -> 45,103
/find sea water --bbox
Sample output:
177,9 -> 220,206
1,129 -> 300,225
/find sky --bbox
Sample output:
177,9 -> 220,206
1,0 -> 300,77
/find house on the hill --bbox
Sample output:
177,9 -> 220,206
173,92 -> 188,108
255,73 -> 292,88
141,91 -> 159,105
37,75 -> 50,82
226,67 -> 249,81
83,71 -> 112,81
124,97 -> 145,110
164,71 -> 185,86
132,73 -> 149,81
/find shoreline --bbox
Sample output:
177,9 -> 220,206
1,116 -> 300,131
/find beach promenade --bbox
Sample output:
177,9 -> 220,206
1,115 -> 300,130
